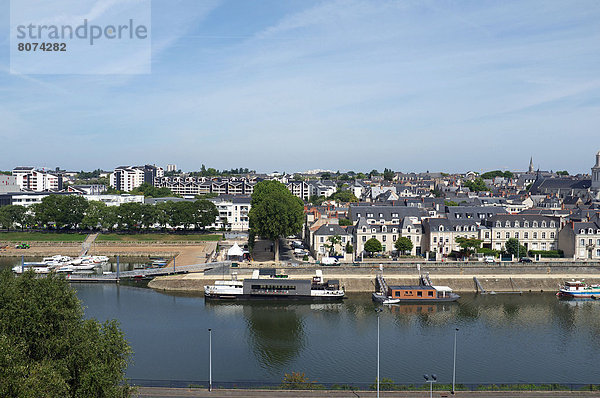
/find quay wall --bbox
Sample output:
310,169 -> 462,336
148,263 -> 600,293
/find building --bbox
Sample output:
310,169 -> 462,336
349,204 -> 428,225
0,175 -> 19,193
558,219 -> 600,260
421,218 -> 479,258
354,216 -> 423,258
312,223 -> 352,261
84,194 -> 145,206
110,165 -> 164,192
485,215 -> 559,252
166,164 -> 177,172
208,195 -> 251,231
12,167 -> 63,191
592,150 -> 600,190
66,185 -> 106,195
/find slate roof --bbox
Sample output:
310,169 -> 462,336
314,224 -> 351,236
349,205 -> 428,221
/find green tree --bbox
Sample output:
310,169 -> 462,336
309,195 -> 326,205
249,181 -> 304,261
505,238 -> 527,258
455,237 -> 483,257
345,242 -> 353,254
0,205 -> 27,230
0,271 -> 132,397
364,238 -> 382,257
556,170 -> 569,176
463,178 -> 489,192
324,235 -> 342,257
383,168 -> 395,181
394,236 -> 413,255
115,202 -> 144,231
33,195 -> 89,229
328,190 -> 359,203
81,201 -> 112,230
129,182 -> 178,198
192,200 -> 219,230
356,172 -> 367,180
338,218 -> 353,226
445,200 -> 459,206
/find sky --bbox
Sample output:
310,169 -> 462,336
1,0 -> 599,174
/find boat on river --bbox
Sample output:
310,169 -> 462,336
204,269 -> 345,300
557,280 -> 600,299
372,272 -> 460,304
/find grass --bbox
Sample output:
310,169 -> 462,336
0,232 -> 88,242
96,233 -> 222,242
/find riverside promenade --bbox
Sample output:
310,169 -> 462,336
148,262 -> 600,293
134,387 -> 600,397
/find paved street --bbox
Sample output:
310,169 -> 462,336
134,387 -> 600,397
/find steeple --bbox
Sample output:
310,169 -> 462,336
593,150 -> 600,189
528,157 -> 534,173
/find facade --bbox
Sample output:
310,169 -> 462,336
154,177 -> 255,198
354,216 -> 423,257
166,164 -> 177,172
559,220 -> 600,260
12,167 -> 63,191
85,194 -> 145,206
286,181 -> 311,201
110,165 -> 164,192
593,150 -> 600,190
0,175 -> 19,193
312,223 -> 352,261
421,218 -> 479,258
208,195 -> 251,231
349,204 -> 428,225
485,215 -> 559,252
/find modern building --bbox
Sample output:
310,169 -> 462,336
110,165 -> 164,192
0,175 -> 19,193
208,195 -> 251,231
12,167 -> 63,191
166,164 -> 177,173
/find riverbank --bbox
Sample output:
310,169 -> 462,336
148,264 -> 600,293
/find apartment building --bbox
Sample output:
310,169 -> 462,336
12,167 -> 63,191
0,175 -> 19,193
485,215 -> 559,252
208,195 -> 251,231
110,165 -> 164,192
421,218 -> 479,257
559,220 -> 600,260
312,223 -> 352,261
354,216 -> 423,257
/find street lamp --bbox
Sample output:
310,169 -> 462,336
375,307 -> 383,398
423,374 -> 437,398
208,328 -> 212,392
452,328 -> 459,394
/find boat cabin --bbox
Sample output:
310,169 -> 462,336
564,281 -> 585,290
387,285 -> 452,300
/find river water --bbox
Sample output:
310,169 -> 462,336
2,258 -> 599,386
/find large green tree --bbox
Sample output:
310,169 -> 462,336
505,238 -> 527,258
33,195 -> 89,229
394,236 -> 413,255
249,180 -> 304,261
455,237 -> 483,257
364,238 -> 382,257
0,205 -> 27,230
0,271 -> 132,397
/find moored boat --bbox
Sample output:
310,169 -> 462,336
204,269 -> 345,300
557,280 -> 600,299
372,272 -> 460,303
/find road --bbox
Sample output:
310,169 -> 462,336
134,387 -> 599,397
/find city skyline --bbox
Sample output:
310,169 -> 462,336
1,0 -> 599,173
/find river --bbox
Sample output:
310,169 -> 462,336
2,257 -> 599,387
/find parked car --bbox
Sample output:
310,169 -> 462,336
321,257 -> 339,266
484,256 -> 496,263
519,257 -> 533,263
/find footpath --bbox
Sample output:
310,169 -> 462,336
134,387 -> 600,397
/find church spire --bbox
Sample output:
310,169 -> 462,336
528,157 -> 534,173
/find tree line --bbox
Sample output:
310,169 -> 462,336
0,195 -> 219,232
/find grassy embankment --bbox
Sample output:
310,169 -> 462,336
96,233 -> 222,242
0,232 -> 87,242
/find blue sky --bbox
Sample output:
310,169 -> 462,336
1,0 -> 599,174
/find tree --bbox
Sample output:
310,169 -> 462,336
383,168 -> 394,181
455,237 -> 483,257
129,182 -> 178,198
192,200 -> 218,230
33,195 -> 89,229
556,170 -> 569,176
81,201 -> 112,230
338,218 -> 353,226
505,238 -> 527,257
115,202 -> 144,231
345,242 -> 353,254
445,200 -> 459,206
328,190 -> 359,203
394,237 -> 413,255
0,271 -> 132,397
0,205 -> 27,230
364,238 -> 382,257
463,178 -> 489,192
324,235 -> 342,257
249,181 -> 304,261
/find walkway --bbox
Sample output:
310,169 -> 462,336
80,233 -> 99,256
134,388 -> 600,397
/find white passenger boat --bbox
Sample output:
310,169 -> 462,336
204,269 -> 345,300
557,280 -> 600,299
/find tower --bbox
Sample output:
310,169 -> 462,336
528,157 -> 534,173
593,150 -> 600,190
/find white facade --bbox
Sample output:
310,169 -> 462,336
0,175 -> 19,193
84,194 -> 145,206
166,164 -> 177,172
208,197 -> 251,231
110,167 -> 145,192
12,167 -> 62,191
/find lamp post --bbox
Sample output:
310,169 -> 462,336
208,328 -> 212,392
452,328 -> 459,394
375,307 -> 383,398
423,374 -> 437,398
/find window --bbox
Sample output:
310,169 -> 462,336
393,235 -> 397,241
320,237 -> 324,243
533,232 -> 537,239
541,221 -> 547,228
524,221 -> 529,228
496,232 -> 501,239
597,249 -> 600,257
581,239 -> 585,245
428,291 -> 434,297
597,239 -> 600,246
362,227 -> 367,232
417,291 -> 423,297
524,232 -> 529,239
383,236 -> 387,242
433,237 -> 437,243
550,232 -> 555,239
439,226 -> 444,232
496,221 -> 501,227
505,221 -> 510,227
379,213 -> 383,218
505,232 -> 510,239
542,232 -> 546,239
485,232 -> 490,239
515,221 -> 520,228
533,221 -> 538,228
515,232 -> 519,239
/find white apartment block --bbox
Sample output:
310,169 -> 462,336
208,196 -> 251,231
110,167 -> 145,192
12,167 -> 63,191
0,175 -> 19,193
166,164 -> 177,172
